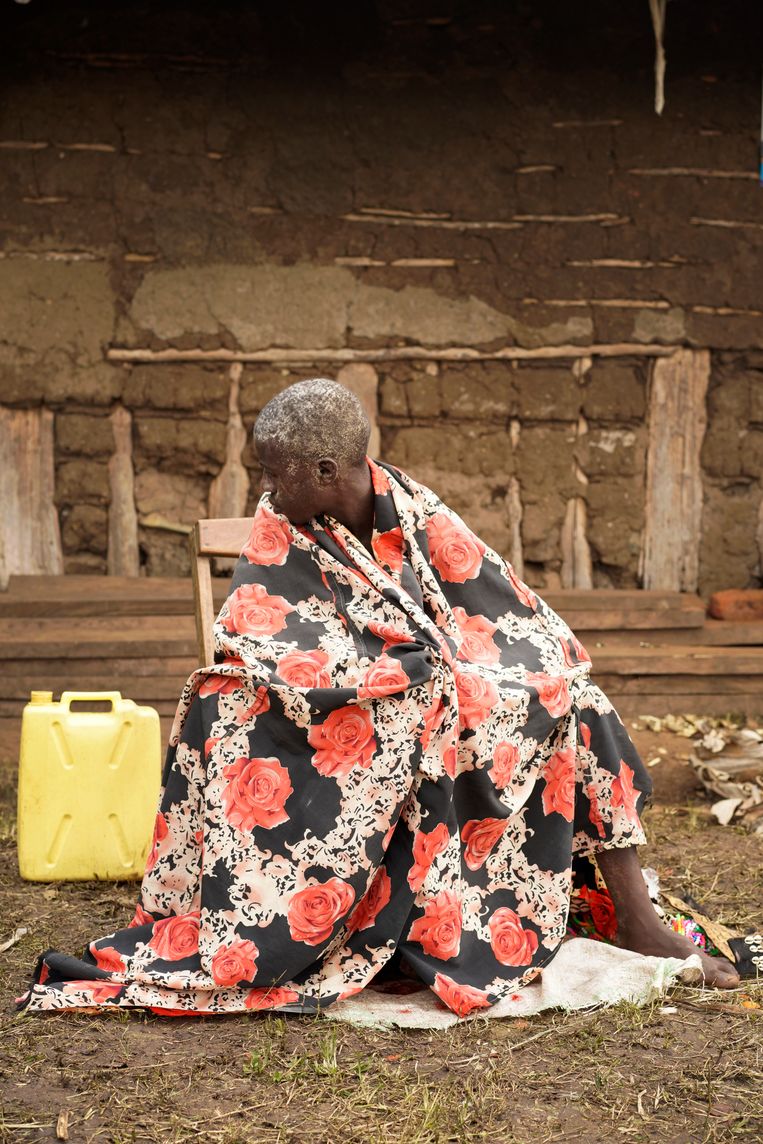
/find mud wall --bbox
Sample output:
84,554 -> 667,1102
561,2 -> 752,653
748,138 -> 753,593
0,1 -> 761,595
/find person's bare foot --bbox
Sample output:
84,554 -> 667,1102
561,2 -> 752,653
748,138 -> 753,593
595,846 -> 740,989
615,917 -> 740,989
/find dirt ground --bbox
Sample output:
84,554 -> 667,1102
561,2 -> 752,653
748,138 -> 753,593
1,725 -> 761,1144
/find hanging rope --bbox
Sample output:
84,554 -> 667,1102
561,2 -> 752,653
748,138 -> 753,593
648,0 -> 668,115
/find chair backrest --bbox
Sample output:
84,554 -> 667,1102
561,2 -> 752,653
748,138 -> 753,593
190,517 -> 251,665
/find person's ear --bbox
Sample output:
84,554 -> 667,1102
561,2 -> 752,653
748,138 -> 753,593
316,458 -> 339,485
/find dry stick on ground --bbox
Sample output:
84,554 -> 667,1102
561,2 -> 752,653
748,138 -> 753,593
498,1008 -> 605,1054
676,998 -> 762,1017
1,1123 -> 52,1131
173,1102 -> 270,1144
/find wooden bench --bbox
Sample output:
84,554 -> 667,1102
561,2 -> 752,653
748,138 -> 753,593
2,570 -> 763,733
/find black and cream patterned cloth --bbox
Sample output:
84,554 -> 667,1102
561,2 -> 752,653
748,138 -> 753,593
19,461 -> 651,1019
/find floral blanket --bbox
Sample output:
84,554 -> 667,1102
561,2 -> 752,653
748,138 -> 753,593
19,460 -> 650,1019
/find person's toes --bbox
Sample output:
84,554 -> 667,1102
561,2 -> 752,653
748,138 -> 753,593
718,965 -> 741,989
702,956 -> 740,989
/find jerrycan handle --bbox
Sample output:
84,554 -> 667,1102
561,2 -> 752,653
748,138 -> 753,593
59,691 -> 123,710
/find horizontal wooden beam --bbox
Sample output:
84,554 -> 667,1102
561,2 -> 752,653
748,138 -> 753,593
106,343 -> 678,365
691,217 -> 763,231
629,167 -> 757,180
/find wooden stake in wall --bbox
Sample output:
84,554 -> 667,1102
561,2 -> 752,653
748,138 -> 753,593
505,419 -> 525,578
641,348 -> 710,591
207,363 -> 250,523
336,362 -> 381,456
107,405 -> 140,576
506,478 -> 525,579
561,411 -> 594,589
560,497 -> 594,589
756,499 -> 763,583
0,406 -> 63,587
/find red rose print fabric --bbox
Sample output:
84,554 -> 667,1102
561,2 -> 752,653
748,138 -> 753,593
19,460 -> 650,1018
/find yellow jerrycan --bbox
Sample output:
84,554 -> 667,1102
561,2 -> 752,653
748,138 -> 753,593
17,690 -> 162,881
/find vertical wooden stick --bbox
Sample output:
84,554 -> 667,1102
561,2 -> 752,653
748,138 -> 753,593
506,419 -> 524,577
108,405 -> 140,577
641,349 -> 710,591
649,0 -> 668,115
561,497 -> 594,589
561,411 -> 593,589
506,477 -> 525,579
207,363 -> 250,522
0,406 -> 63,587
336,362 -> 381,456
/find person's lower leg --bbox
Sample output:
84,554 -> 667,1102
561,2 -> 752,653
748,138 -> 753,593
594,845 -> 739,988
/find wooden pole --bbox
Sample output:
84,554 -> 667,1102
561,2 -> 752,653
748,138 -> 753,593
641,349 -> 710,592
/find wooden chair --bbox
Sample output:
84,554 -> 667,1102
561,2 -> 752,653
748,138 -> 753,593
190,517 -> 251,665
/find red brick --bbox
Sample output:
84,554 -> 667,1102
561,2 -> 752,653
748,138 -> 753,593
708,589 -> 763,621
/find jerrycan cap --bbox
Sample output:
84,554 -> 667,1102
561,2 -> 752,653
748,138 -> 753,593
29,690 -> 54,705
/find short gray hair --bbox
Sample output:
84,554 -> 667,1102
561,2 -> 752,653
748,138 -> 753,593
254,378 -> 371,470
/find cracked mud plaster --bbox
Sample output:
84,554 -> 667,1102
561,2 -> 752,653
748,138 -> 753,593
0,262 -> 114,363
127,264 -> 593,350
0,261 -> 118,405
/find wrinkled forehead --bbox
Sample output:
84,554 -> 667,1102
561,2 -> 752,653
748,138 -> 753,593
255,436 -> 291,469
255,435 -> 314,478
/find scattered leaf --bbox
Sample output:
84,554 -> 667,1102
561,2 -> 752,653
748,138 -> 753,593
700,729 -> 726,753
0,927 -> 28,953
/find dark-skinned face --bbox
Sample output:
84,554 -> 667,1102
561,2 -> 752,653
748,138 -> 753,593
255,438 -> 338,525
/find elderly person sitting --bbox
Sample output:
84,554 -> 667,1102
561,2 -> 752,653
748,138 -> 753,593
19,379 -> 738,1018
